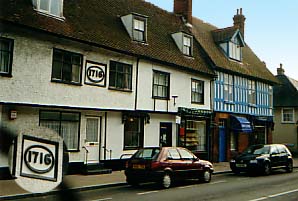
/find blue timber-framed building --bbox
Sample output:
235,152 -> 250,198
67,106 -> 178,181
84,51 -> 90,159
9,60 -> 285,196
190,7 -> 278,162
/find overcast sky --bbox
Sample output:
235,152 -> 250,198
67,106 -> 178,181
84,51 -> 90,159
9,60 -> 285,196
146,0 -> 298,80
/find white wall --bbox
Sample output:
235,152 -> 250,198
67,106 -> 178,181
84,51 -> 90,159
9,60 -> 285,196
137,60 -> 212,112
0,33 -> 136,110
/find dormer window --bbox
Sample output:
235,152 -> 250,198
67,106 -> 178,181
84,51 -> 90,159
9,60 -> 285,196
183,35 -> 192,56
121,13 -> 148,43
32,0 -> 64,19
229,36 -> 242,61
172,32 -> 193,56
133,18 -> 146,42
213,28 -> 245,62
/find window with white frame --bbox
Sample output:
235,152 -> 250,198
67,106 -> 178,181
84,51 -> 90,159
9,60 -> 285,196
32,0 -> 64,18
0,37 -> 13,76
223,74 -> 233,102
268,86 -> 273,108
229,36 -> 241,61
183,35 -> 192,56
153,70 -> 170,99
282,108 -> 295,123
191,79 -> 204,104
248,80 -> 256,105
133,17 -> 146,42
39,111 -> 80,151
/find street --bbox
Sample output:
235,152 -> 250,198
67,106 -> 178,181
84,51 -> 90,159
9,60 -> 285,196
15,169 -> 298,201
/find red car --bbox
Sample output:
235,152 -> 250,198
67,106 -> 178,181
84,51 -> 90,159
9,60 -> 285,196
125,147 -> 214,188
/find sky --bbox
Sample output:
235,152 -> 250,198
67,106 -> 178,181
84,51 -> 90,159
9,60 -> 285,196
145,0 -> 298,80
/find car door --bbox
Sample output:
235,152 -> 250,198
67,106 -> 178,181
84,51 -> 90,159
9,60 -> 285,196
269,145 -> 280,168
276,145 -> 289,166
167,148 -> 184,179
177,148 -> 196,179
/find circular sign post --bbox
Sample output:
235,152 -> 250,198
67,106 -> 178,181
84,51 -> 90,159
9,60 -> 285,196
9,127 -> 67,193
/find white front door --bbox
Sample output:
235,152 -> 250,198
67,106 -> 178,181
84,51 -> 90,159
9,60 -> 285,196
85,117 -> 101,164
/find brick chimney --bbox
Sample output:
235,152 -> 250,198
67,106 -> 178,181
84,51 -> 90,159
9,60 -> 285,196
233,8 -> 246,38
277,63 -> 285,75
174,0 -> 192,24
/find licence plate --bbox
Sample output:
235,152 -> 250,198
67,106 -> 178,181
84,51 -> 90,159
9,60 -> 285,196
132,164 -> 145,169
236,163 -> 247,168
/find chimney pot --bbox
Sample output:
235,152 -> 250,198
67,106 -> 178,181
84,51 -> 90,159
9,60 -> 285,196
174,0 -> 192,24
277,63 -> 285,75
233,8 -> 246,38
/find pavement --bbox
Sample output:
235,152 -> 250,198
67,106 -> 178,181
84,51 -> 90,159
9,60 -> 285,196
0,159 -> 297,200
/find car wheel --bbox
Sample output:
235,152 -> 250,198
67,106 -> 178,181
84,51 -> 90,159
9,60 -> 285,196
263,162 -> 271,175
286,161 -> 293,173
126,177 -> 139,186
200,169 -> 212,183
160,173 -> 172,189
231,168 -> 240,175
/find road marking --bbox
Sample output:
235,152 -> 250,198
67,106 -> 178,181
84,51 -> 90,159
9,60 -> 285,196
92,198 -> 112,201
209,180 -> 227,185
178,185 -> 193,189
268,188 -> 298,198
248,188 -> 298,201
137,190 -> 159,195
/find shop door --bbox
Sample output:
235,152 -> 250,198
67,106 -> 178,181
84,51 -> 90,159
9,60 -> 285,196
219,126 -> 226,162
160,123 -> 172,147
85,117 -> 101,164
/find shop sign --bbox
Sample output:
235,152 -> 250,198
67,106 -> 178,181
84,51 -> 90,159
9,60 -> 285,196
85,61 -> 106,87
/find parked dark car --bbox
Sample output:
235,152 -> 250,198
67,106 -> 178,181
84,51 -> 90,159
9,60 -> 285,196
125,147 -> 214,188
230,144 -> 293,175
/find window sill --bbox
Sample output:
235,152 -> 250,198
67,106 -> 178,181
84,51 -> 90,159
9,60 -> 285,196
281,122 -> 296,124
152,96 -> 170,100
67,149 -> 80,152
0,73 -> 12,77
191,101 -> 204,105
108,87 -> 132,92
248,103 -> 257,108
35,9 -> 65,21
224,100 -> 235,104
51,79 -> 82,86
123,147 -> 141,151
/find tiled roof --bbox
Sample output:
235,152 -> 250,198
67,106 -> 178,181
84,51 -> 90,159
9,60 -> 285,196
274,75 -> 298,107
0,0 -> 214,76
191,17 -> 278,84
212,26 -> 238,43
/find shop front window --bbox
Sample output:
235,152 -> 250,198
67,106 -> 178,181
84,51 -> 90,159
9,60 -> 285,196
179,120 -> 206,152
124,116 -> 144,150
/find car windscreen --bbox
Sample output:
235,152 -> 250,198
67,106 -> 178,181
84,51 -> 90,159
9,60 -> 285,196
243,145 -> 270,155
133,148 -> 160,160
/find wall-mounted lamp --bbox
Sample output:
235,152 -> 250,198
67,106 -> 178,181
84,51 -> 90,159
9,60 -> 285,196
172,95 -> 178,106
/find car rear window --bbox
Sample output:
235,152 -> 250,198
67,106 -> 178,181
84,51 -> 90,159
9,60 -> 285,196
133,148 -> 160,159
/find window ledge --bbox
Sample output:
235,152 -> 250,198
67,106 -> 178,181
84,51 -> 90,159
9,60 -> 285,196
34,9 -> 65,21
51,79 -> 82,86
0,73 -> 12,77
191,101 -> 204,105
108,87 -> 133,92
248,103 -> 257,108
224,100 -> 235,105
281,122 -> 296,124
152,96 -> 170,100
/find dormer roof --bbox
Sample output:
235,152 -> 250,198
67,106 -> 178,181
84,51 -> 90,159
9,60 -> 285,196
212,27 -> 245,47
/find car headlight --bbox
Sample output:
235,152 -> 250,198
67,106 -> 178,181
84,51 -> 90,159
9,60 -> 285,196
250,159 -> 258,164
230,159 -> 236,163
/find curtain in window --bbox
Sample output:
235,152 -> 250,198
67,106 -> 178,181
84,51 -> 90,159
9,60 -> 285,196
86,118 -> 99,142
0,39 -> 11,73
61,121 -> 79,150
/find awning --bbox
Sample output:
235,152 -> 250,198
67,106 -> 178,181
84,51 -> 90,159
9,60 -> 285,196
230,115 -> 252,133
